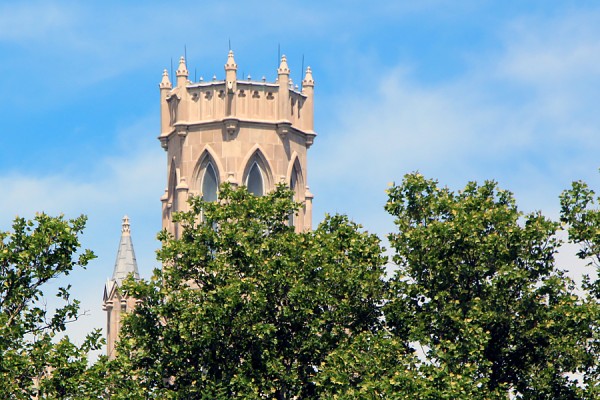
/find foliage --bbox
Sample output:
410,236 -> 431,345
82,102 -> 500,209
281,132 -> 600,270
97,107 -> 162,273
384,173 -> 598,399
101,175 -> 600,398
560,179 -> 600,395
315,332 -> 421,399
560,179 -> 600,293
0,213 -> 103,399
111,184 -> 387,399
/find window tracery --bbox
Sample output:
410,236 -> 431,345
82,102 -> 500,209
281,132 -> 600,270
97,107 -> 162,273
246,162 -> 264,196
201,162 -> 219,202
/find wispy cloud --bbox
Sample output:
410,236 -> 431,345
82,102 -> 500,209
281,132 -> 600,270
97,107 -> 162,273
499,10 -> 600,87
0,116 -> 166,347
311,7 -> 600,234
0,123 -> 163,228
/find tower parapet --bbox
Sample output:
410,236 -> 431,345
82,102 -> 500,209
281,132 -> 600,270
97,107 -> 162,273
159,53 -> 315,142
159,51 -> 316,234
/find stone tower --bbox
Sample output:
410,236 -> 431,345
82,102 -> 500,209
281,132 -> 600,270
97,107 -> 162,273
158,51 -> 316,235
103,51 -> 316,357
102,216 -> 140,358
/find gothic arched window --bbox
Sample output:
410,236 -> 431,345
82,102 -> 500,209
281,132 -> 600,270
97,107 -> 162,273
290,166 -> 298,194
288,164 -> 300,226
201,162 -> 218,202
246,162 -> 264,196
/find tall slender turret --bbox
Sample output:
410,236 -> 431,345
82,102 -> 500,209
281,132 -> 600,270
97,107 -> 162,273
301,66 -> 315,133
225,50 -> 238,118
159,69 -> 172,135
277,55 -> 291,121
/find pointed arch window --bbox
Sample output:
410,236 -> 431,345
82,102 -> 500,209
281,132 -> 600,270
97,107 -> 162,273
167,161 -> 179,212
247,162 -> 264,196
288,165 -> 300,226
290,166 -> 298,194
201,162 -> 218,202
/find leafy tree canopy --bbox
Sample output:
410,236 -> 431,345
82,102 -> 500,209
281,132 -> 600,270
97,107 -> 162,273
0,214 -> 103,399
385,173 -> 599,399
14,175 -> 599,399
103,177 -> 600,399
111,184 -> 388,399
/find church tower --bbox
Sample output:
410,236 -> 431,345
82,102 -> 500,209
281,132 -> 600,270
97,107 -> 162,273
102,216 -> 140,358
158,51 -> 316,235
103,51 -> 316,357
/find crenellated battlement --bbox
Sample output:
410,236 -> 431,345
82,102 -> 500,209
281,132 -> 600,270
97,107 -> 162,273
159,51 -> 315,149
158,50 -> 316,236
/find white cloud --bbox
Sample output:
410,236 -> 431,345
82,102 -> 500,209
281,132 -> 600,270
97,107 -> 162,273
308,8 -> 600,289
0,147 -> 163,228
499,11 -> 600,87
0,116 -> 166,352
313,8 -> 600,219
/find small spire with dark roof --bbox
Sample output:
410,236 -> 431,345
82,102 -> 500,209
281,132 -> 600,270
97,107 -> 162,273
111,215 -> 139,286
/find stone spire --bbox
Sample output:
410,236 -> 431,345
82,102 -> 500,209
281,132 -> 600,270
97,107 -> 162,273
225,50 -> 237,93
225,50 -> 238,115
160,69 -> 172,135
278,54 -> 290,75
278,55 -> 291,119
111,215 -> 139,286
176,56 -> 188,87
159,69 -> 172,89
302,66 -> 314,87
301,66 -> 315,133
225,50 -> 237,72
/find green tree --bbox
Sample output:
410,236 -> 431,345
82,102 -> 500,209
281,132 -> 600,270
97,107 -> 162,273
0,213 -> 104,399
110,184 -> 387,399
315,331 -> 422,399
105,175 -> 600,399
384,173 -> 597,399
560,179 -> 600,396
560,179 -> 600,295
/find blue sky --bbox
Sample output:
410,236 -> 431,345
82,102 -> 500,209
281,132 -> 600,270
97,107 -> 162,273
2,1 -> 600,348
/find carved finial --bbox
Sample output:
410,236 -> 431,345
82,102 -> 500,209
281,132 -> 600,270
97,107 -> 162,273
303,66 -> 314,87
278,55 -> 290,75
262,76 -> 266,82
159,69 -> 172,89
176,56 -> 188,78
213,75 -> 217,81
225,50 -> 237,71
199,76 -> 204,82
247,74 -> 251,81
122,215 -> 131,236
